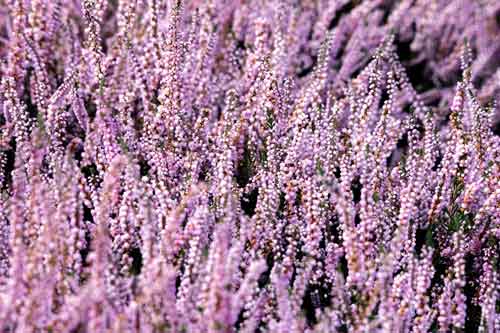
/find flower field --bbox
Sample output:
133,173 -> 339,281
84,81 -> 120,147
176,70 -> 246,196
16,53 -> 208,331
0,1 -> 499,332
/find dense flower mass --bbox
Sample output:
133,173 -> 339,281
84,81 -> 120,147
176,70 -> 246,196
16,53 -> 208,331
0,0 -> 499,332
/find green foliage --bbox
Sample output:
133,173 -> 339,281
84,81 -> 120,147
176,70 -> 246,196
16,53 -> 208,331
36,112 -> 46,133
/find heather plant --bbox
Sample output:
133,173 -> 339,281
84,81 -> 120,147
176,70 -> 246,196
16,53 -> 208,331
0,1 -> 499,332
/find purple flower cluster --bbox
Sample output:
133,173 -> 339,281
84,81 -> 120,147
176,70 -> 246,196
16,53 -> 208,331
0,1 -> 499,332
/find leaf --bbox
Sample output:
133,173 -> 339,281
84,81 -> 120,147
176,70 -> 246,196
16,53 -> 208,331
425,227 -> 435,247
